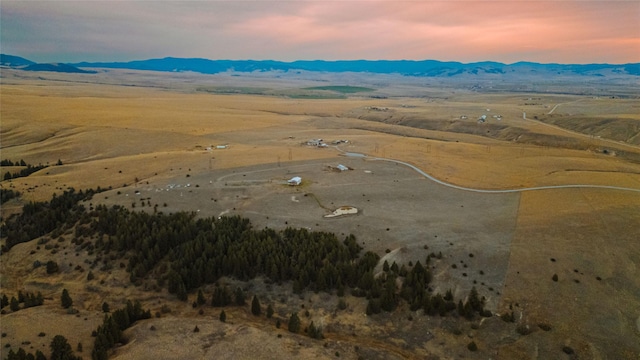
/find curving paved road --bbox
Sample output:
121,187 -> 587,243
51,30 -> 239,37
368,157 -> 640,194
340,150 -> 640,194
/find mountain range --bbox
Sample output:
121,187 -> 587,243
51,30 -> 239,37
2,54 -> 639,77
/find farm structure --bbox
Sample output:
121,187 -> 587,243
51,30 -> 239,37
287,176 -> 302,186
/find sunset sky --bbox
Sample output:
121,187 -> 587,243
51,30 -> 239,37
2,0 -> 639,64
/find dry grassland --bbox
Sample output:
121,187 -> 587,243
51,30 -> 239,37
499,189 -> 640,359
1,69 -> 639,359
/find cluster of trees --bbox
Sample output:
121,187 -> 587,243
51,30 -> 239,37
1,291 -> 44,313
0,188 -> 21,204
363,258 -> 489,319
283,311 -> 323,339
196,285 -> 247,307
83,205 -> 377,299
91,300 -> 151,360
1,187 -> 103,251
2,158 -> 52,181
4,335 -> 80,360
1,159 -> 28,166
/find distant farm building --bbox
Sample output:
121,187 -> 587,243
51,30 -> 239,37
287,176 -> 302,186
366,106 -> 389,111
324,206 -> 358,218
331,139 -> 349,145
328,164 -> 351,172
306,139 -> 325,147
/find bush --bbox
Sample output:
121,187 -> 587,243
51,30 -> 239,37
288,312 -> 301,333
61,289 -> 73,309
516,323 -> 532,335
46,260 -> 60,274
338,299 -> 347,310
467,341 -> 478,351
538,323 -> 552,331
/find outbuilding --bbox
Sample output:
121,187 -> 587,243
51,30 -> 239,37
287,176 -> 302,186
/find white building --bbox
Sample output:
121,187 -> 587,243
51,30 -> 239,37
288,176 -> 302,186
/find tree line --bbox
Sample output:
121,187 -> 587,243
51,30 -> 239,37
1,158 -> 60,181
1,188 -> 21,205
2,188 -> 490,323
0,291 -> 45,313
0,187 -> 103,252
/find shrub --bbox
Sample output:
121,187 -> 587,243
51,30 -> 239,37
46,260 -> 59,274
516,323 -> 532,335
467,341 -> 478,351
538,323 -> 552,331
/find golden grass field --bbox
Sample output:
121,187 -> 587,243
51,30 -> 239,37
1,68 -> 639,359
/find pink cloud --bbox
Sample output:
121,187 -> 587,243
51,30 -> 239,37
2,0 -> 638,63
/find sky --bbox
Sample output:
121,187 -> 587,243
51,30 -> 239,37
1,0 -> 639,64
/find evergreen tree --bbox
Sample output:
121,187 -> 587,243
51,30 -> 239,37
211,286 -> 231,307
251,295 -> 261,316
36,292 -> 44,305
467,286 -> 483,312
366,298 -> 381,315
10,296 -> 20,312
234,287 -> 245,305
288,312 -> 301,333
266,304 -> 274,319
50,335 -> 76,360
1,293 -> 8,308
102,301 -> 110,313
176,282 -> 187,301
219,310 -> 226,323
61,289 -> 73,309
197,289 -> 206,306
308,321 -> 323,339
338,298 -> 347,310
